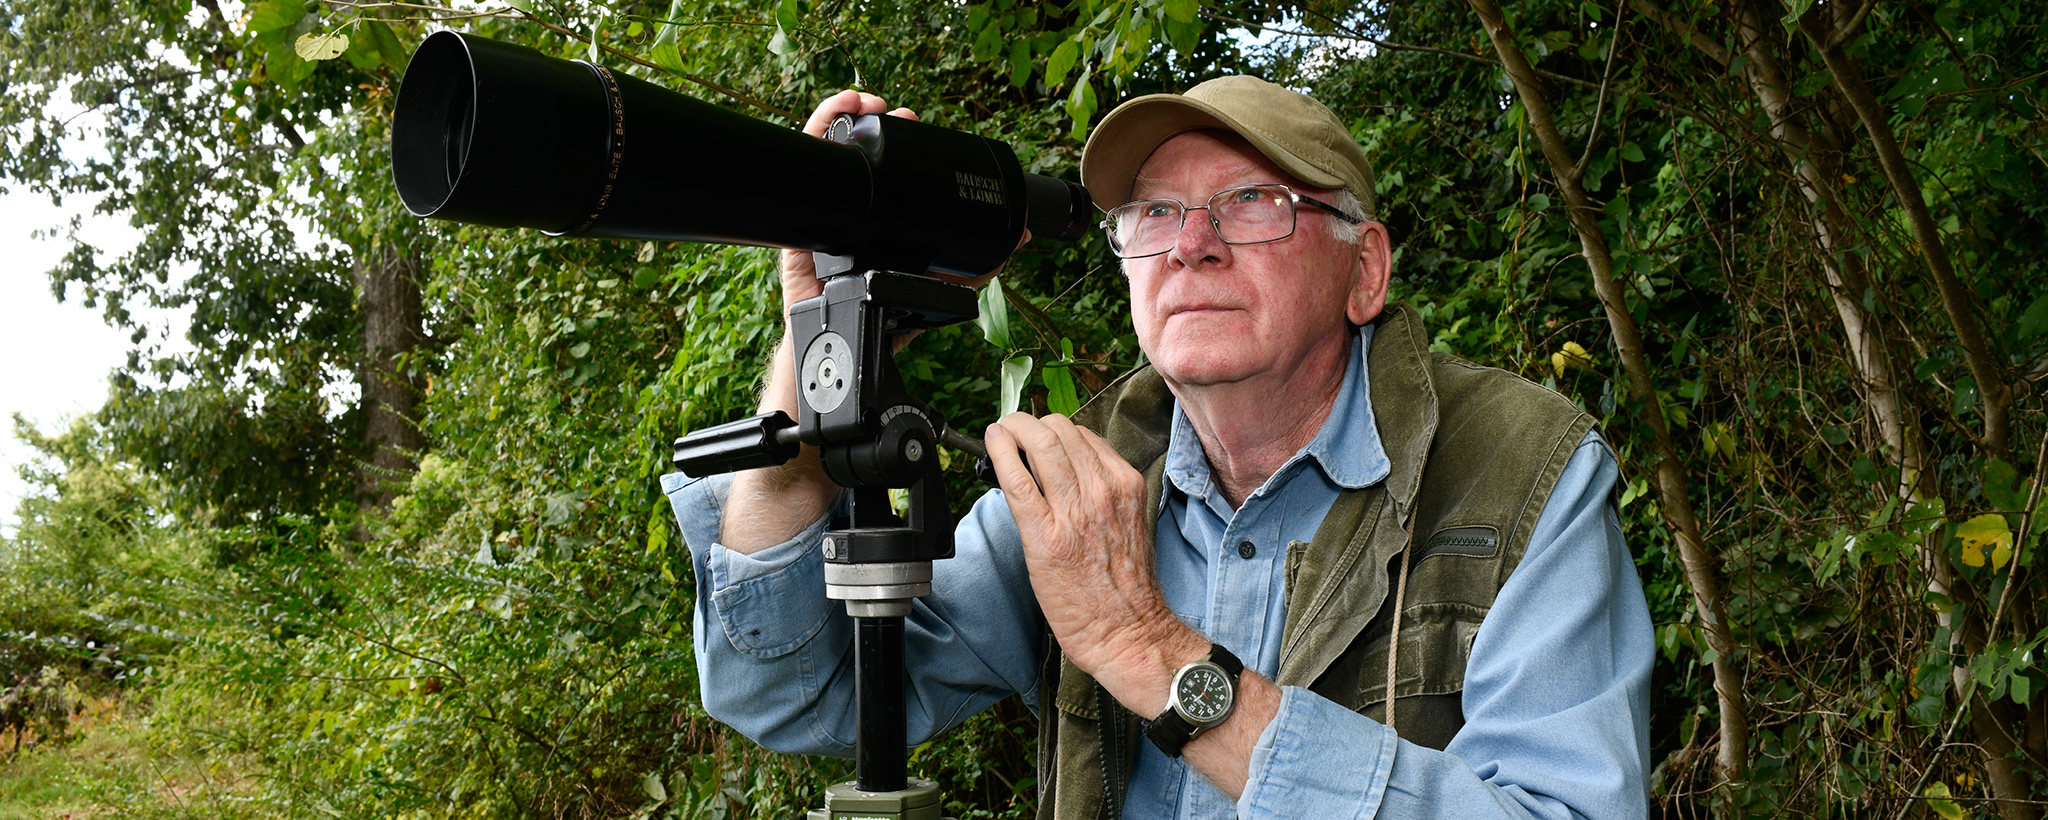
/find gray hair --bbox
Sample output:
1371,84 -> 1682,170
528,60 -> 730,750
1325,188 -> 1372,246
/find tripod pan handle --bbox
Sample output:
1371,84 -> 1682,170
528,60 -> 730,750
673,411 -> 802,477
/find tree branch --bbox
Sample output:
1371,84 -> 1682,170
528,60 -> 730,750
1204,9 -> 1605,91
521,13 -> 798,123
1629,0 -> 1730,66
1575,0 -> 1626,177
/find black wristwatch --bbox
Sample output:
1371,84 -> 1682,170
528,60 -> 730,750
1141,644 -> 1243,758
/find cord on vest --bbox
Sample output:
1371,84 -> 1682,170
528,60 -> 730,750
1384,509 -> 1416,734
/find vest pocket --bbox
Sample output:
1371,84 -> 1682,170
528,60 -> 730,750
1357,601 -> 1487,703
1417,525 -> 1498,562
1408,525 -> 1506,610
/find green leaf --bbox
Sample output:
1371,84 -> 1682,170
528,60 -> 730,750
1065,74 -> 1097,140
776,0 -> 803,33
626,21 -> 644,38
1163,0 -> 1198,24
1620,142 -> 1645,162
1618,476 -> 1645,509
642,769 -> 668,802
1778,0 -> 1815,27
2013,673 -> 2032,705
645,497 -> 671,557
768,24 -> 795,55
294,31 -> 349,61
1984,458 -> 2027,511
506,0 -> 534,11
1000,355 -> 1034,417
366,20 -> 409,72
976,276 -> 1012,348
569,341 -> 592,359
1046,39 -> 1079,87
1527,192 -> 1550,211
972,20 -> 1004,62
1924,782 -> 1963,820
1008,40 -> 1031,88
247,0 -> 306,34
2018,295 -> 2048,341
1044,341 -> 1080,417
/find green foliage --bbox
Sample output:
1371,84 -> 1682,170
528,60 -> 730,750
5,0 -> 2047,816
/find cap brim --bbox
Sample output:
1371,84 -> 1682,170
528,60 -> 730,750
1080,93 -> 1350,211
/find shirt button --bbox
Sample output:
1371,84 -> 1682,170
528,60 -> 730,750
1238,541 -> 1257,559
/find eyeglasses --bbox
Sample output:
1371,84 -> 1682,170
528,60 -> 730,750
1100,183 -> 1366,259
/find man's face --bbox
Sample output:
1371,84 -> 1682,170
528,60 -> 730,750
1122,130 -> 1389,391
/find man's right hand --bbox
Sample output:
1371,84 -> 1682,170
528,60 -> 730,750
776,90 -> 920,313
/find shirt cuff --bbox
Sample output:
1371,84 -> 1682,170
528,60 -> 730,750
1239,685 -> 1398,820
663,471 -> 836,658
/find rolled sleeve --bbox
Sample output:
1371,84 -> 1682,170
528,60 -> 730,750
664,472 -> 838,657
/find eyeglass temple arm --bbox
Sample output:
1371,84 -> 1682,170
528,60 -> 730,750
1296,193 -> 1366,224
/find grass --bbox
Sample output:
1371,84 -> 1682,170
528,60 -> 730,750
0,689 -> 266,820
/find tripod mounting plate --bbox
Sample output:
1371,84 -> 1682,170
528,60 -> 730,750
801,330 -> 854,415
807,777 -> 944,820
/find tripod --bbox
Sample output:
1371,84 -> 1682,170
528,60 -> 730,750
675,265 -> 997,820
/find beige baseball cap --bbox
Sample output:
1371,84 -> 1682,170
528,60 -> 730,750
1080,75 -> 1377,219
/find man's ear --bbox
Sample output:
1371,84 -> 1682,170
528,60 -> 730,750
1346,220 -> 1393,325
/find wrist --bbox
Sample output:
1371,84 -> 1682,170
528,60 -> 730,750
1081,616 -> 1212,719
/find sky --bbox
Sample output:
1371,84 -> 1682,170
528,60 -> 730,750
0,187 -> 183,537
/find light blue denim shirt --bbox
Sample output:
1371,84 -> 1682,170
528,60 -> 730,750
664,324 -> 1653,819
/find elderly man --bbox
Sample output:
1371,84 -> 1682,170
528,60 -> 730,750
664,76 -> 1652,819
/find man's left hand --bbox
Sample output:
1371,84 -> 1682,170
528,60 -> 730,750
984,413 -> 1209,716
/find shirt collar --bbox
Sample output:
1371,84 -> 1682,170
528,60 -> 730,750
1162,323 -> 1391,504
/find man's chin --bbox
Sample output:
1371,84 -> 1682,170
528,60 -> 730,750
1152,356 -> 1262,390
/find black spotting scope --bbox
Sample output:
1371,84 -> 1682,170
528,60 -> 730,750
390,30 -> 1091,278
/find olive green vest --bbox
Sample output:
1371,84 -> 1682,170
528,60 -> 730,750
1035,304 -> 1598,819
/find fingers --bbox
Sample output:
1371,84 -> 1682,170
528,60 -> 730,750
990,413 -> 1127,508
983,421 -> 1044,511
803,91 -> 920,137
801,89 -> 865,137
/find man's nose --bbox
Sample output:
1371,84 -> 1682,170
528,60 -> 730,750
1169,206 -> 1231,268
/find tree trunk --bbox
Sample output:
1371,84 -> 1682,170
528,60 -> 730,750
355,244 -> 427,513
1467,0 -> 1750,784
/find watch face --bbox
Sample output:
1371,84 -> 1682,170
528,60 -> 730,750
1174,664 -> 1234,725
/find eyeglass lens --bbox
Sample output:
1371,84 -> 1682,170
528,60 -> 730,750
1106,184 -> 1298,258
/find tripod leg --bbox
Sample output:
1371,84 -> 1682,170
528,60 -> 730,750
855,615 -> 907,793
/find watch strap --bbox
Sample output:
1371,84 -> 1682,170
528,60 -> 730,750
1141,644 -> 1243,758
